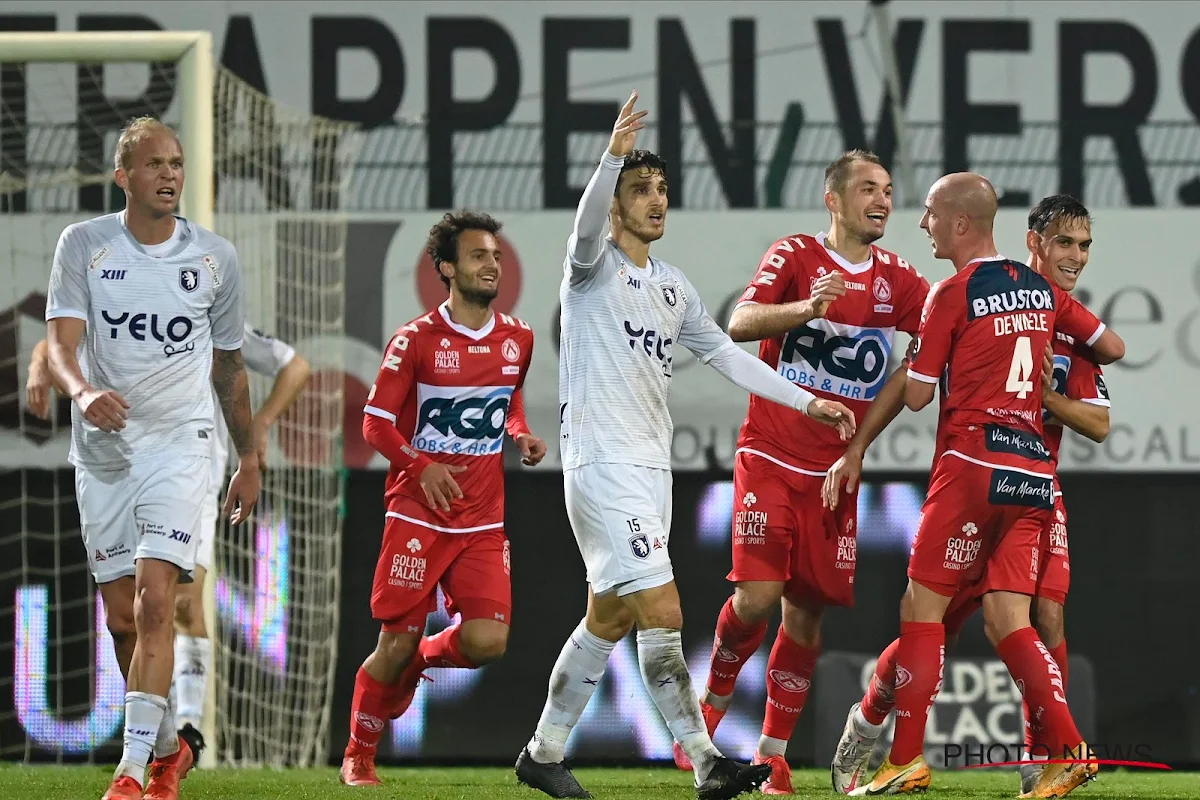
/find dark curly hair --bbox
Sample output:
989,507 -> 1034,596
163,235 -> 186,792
1028,194 -> 1092,234
615,149 -> 669,197
425,210 -> 503,289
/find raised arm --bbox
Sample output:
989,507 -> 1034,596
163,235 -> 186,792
568,92 -> 647,270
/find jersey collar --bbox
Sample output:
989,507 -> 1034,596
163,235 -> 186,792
816,232 -> 874,275
438,301 -> 495,341
966,254 -> 1007,267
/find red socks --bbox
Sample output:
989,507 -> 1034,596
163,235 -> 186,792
862,637 -> 901,726
418,623 -> 473,669
888,622 -> 945,766
761,627 -> 819,741
999,630 -> 1078,754
346,667 -> 395,756
1024,640 -> 1068,754
706,598 -> 768,698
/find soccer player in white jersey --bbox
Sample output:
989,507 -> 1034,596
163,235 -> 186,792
25,324 -> 309,755
43,117 -> 261,800
514,92 -> 856,800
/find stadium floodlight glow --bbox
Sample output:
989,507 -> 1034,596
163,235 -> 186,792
13,587 -> 125,754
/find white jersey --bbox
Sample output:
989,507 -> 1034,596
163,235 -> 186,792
45,211 -> 244,471
558,239 -> 729,471
210,323 -> 297,472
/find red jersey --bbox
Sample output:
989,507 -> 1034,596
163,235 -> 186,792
909,257 -> 1105,473
1044,332 -> 1110,464
735,233 -> 930,472
363,303 -> 534,532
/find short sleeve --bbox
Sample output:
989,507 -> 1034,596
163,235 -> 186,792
240,324 -> 296,377
1066,350 -> 1111,408
908,279 -> 958,385
365,328 -> 420,424
208,241 -> 245,350
45,224 -> 92,322
676,273 -> 732,362
736,239 -> 798,308
1053,286 -> 1105,348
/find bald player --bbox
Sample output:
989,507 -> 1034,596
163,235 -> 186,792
846,174 -> 1124,798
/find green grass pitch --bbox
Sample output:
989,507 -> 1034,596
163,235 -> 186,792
0,765 -> 1193,800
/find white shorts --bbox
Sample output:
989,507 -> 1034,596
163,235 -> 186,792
194,451 -> 227,572
564,463 -> 674,596
77,453 -> 211,584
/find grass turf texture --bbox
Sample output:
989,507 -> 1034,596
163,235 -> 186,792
0,765 -> 1193,799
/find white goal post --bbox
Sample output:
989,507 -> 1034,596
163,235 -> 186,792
0,29 -> 355,770
0,31 -> 215,229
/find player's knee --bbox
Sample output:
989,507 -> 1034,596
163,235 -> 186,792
585,608 -> 635,642
133,582 -> 172,633
459,626 -> 509,665
373,632 -> 420,679
732,583 -> 782,626
174,591 -> 196,629
633,601 -> 683,632
1034,602 -> 1065,648
105,605 -> 137,646
780,597 -> 823,649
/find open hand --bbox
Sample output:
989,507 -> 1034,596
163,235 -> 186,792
608,91 -> 649,158
1041,342 -> 1055,396
420,461 -> 467,512
222,456 -> 262,525
807,398 -> 856,441
822,450 -> 863,510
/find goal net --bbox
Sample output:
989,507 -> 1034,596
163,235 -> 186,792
0,33 -> 358,768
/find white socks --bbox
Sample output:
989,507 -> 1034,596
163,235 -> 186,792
173,634 -> 211,729
853,705 -> 885,737
155,692 -> 180,759
636,628 -> 720,781
757,735 -> 787,758
528,620 -> 617,764
115,692 -> 167,785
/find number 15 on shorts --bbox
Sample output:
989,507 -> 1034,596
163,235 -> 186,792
627,518 -> 640,533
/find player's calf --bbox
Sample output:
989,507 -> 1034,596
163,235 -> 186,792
421,618 -> 509,668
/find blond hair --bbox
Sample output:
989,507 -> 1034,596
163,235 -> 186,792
113,116 -> 181,172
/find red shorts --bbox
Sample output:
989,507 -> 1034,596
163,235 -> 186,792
942,487 -> 1071,635
370,514 -> 512,635
909,452 -> 1053,601
727,450 -> 858,608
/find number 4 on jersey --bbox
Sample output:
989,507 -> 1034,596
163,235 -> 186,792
1006,335 -> 1035,399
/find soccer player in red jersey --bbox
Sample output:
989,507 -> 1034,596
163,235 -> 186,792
829,195 -> 1114,795
339,211 -> 547,786
846,174 -> 1124,798
679,151 -> 931,792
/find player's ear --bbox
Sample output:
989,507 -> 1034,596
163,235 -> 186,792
114,168 -> 128,192
823,190 -> 839,216
1025,229 -> 1041,258
439,260 -> 455,282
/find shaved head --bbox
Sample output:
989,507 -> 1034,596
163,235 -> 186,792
919,172 -> 1001,267
927,172 -> 998,231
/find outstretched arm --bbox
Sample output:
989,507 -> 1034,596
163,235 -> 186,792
568,92 -> 647,269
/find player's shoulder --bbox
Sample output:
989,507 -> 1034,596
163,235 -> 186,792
492,310 -> 535,342
760,232 -> 821,265
390,310 -> 439,343
183,218 -> 239,262
869,244 -> 926,281
59,213 -> 123,252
